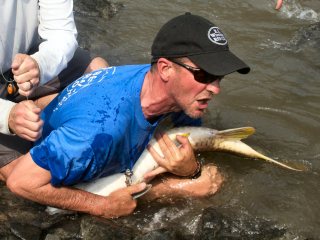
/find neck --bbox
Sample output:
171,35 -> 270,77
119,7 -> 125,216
141,71 -> 178,120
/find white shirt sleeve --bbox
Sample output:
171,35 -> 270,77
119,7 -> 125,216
0,99 -> 16,134
31,0 -> 78,85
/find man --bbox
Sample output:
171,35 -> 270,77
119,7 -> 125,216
0,13 -> 250,218
0,1 -> 106,167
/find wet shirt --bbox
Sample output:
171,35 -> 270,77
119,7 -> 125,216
30,64 -> 200,186
31,65 -> 152,186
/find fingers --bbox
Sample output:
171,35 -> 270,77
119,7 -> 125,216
12,54 -> 38,77
143,166 -> 167,181
8,101 -> 43,141
126,182 -> 147,195
155,133 -> 181,160
11,53 -> 25,70
17,80 -> 36,96
103,182 -> 148,218
15,118 -> 43,142
147,143 -> 166,166
175,134 -> 190,148
12,54 -> 40,96
149,132 -> 197,177
24,101 -> 42,119
27,101 -> 42,114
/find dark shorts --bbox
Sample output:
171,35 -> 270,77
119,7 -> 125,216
0,47 -> 91,168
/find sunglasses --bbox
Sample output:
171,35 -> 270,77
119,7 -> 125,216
169,59 -> 223,84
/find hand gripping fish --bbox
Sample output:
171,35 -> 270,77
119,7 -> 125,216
46,126 -> 301,214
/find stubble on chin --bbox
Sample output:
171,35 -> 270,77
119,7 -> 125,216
184,107 -> 206,119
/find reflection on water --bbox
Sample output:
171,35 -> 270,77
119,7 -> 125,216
83,0 -> 319,237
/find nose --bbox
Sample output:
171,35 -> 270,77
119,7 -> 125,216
206,80 -> 220,94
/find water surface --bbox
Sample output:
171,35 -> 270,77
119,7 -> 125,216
1,0 -> 319,238
83,0 -> 320,237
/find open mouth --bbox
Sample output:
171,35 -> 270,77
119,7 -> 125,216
197,99 -> 210,108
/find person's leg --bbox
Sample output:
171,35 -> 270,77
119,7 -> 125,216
34,93 -> 58,110
85,57 -> 109,73
0,134 -> 31,181
0,156 -> 18,181
143,164 -> 223,201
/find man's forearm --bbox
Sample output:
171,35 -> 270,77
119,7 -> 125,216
5,153 -> 140,218
13,182 -> 108,217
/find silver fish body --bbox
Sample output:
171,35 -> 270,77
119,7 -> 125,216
46,126 -> 299,214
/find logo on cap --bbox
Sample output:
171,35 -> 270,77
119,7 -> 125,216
208,27 -> 227,45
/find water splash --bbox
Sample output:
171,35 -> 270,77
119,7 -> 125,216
278,0 -> 319,22
261,22 -> 320,52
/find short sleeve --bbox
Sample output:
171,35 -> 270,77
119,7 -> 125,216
30,126 -> 113,186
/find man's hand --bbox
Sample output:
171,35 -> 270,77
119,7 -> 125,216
8,100 -> 43,141
100,182 -> 147,218
144,133 -> 198,180
12,54 -> 40,96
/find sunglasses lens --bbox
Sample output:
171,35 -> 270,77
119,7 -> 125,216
194,71 -> 222,83
169,59 -> 223,84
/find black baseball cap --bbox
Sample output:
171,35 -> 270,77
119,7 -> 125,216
151,13 -> 250,76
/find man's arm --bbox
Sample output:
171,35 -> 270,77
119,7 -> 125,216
6,153 -> 146,218
13,0 -> 78,96
32,0 -> 78,85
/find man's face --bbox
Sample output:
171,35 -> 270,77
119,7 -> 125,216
170,59 -> 221,118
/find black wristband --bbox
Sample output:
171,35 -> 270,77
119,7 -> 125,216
189,159 -> 202,179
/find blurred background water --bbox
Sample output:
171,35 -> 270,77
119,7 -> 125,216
1,0 -> 319,239
76,0 -> 320,237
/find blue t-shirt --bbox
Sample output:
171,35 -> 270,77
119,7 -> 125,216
30,64 -> 200,186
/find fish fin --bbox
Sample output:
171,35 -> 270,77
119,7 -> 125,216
216,127 -> 256,140
216,127 -> 304,171
179,132 -> 190,138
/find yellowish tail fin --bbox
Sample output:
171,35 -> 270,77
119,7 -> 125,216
216,127 -> 256,140
215,127 -> 303,171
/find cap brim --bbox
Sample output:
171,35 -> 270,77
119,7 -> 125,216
189,50 -> 250,76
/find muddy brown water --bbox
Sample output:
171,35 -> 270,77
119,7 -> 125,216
1,0 -> 319,238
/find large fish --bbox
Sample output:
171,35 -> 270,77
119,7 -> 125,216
47,126 -> 301,214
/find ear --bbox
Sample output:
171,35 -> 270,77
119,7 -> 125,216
156,58 -> 173,82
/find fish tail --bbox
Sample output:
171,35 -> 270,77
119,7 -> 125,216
249,150 -> 303,171
215,127 -> 303,171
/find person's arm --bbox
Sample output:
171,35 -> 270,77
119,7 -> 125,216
0,99 -> 43,141
13,0 -> 78,96
6,153 -> 147,218
33,0 -> 78,85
